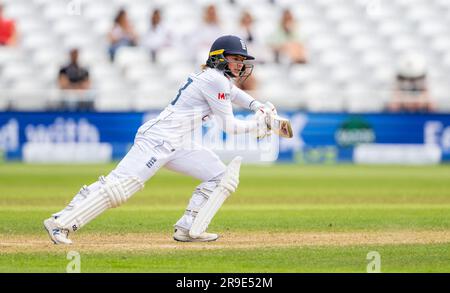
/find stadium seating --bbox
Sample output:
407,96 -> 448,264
0,0 -> 448,112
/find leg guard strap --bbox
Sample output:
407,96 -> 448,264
183,180 -> 217,217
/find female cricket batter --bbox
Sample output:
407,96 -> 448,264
44,35 -> 277,244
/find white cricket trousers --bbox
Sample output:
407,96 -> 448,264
111,136 -> 226,183
54,133 -> 227,231
111,135 -> 227,230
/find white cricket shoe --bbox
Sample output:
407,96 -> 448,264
173,228 -> 219,242
43,217 -> 72,245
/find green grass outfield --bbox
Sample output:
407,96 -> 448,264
1,163 -> 450,272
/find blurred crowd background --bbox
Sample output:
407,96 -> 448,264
0,0 -> 449,113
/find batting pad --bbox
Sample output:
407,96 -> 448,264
189,156 -> 242,238
54,176 -> 144,232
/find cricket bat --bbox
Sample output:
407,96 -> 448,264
269,115 -> 293,138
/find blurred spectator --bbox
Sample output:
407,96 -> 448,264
200,4 -> 223,47
236,11 -> 270,58
189,4 -> 224,63
59,49 -> 90,90
268,9 -> 307,65
235,11 -> 262,91
58,48 -> 93,111
0,4 -> 17,46
108,8 -> 138,62
142,8 -> 171,63
387,52 -> 434,112
237,11 -> 256,45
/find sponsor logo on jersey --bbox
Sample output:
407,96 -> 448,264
217,92 -> 230,100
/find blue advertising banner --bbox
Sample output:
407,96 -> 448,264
1,111 -> 450,163
0,112 -> 144,162
279,112 -> 450,163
